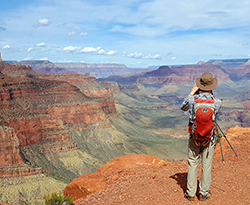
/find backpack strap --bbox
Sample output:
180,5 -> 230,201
194,139 -> 210,146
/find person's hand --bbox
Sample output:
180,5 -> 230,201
190,83 -> 199,95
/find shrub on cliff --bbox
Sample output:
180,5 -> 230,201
44,193 -> 73,205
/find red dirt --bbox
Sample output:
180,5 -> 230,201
67,127 -> 250,205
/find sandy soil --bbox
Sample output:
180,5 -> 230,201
73,127 -> 250,205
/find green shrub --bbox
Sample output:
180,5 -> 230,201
44,193 -> 73,205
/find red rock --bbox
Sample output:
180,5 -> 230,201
6,115 -> 75,147
63,154 -> 169,201
0,126 -> 23,166
47,102 -> 108,124
0,126 -> 44,179
0,63 -> 38,77
0,164 -> 43,179
34,73 -> 117,115
66,127 -> 250,205
35,73 -> 113,97
0,63 -> 117,179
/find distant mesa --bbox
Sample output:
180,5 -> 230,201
144,65 -> 173,76
4,59 -> 153,78
208,58 -> 250,70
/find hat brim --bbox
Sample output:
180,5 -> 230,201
196,77 -> 218,91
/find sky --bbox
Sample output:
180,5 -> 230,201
1,0 -> 250,68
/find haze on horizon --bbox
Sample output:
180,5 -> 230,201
1,0 -> 250,68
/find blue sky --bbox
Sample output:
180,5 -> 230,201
1,0 -> 250,68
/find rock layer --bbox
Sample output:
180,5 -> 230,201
0,62 -> 118,181
0,126 -> 23,166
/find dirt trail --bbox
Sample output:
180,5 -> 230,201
72,127 -> 250,205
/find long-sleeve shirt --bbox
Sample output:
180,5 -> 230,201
181,92 -> 222,123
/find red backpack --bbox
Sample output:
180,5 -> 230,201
189,96 -> 216,146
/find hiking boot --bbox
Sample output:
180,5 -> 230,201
184,192 -> 195,201
199,193 -> 211,201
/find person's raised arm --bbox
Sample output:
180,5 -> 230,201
181,83 -> 197,111
190,83 -> 199,95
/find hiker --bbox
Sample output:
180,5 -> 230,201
181,73 -> 222,201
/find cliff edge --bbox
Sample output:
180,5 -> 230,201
64,127 -> 250,205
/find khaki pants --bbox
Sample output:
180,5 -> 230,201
187,137 -> 215,197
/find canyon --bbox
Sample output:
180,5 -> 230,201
0,59 -> 172,204
0,61 -> 124,204
99,59 -> 250,128
0,57 -> 250,204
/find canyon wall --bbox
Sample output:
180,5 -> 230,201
0,126 -> 23,166
0,61 -> 124,204
0,61 -> 118,181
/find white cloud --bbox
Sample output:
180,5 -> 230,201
126,52 -> 161,60
36,42 -> 46,47
78,47 -> 117,55
106,50 -> 117,55
144,54 -> 161,59
106,1 -> 250,38
68,31 -> 76,36
3,0 -> 250,66
3,45 -> 10,49
39,19 -> 50,25
27,48 -> 33,52
172,56 -> 176,60
63,46 -> 81,52
79,32 -> 88,36
68,31 -> 88,37
40,57 -> 48,60
152,54 -> 161,59
80,46 -> 101,53
98,49 -> 106,54
127,52 -> 143,58
33,18 -> 51,28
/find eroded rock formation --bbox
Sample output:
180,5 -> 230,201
0,62 -> 118,181
0,126 -> 23,166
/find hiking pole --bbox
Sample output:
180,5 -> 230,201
215,124 -> 225,164
216,122 -> 238,158
218,134 -> 225,164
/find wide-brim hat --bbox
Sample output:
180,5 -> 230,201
195,73 -> 218,91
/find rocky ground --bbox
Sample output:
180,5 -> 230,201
67,127 -> 250,205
